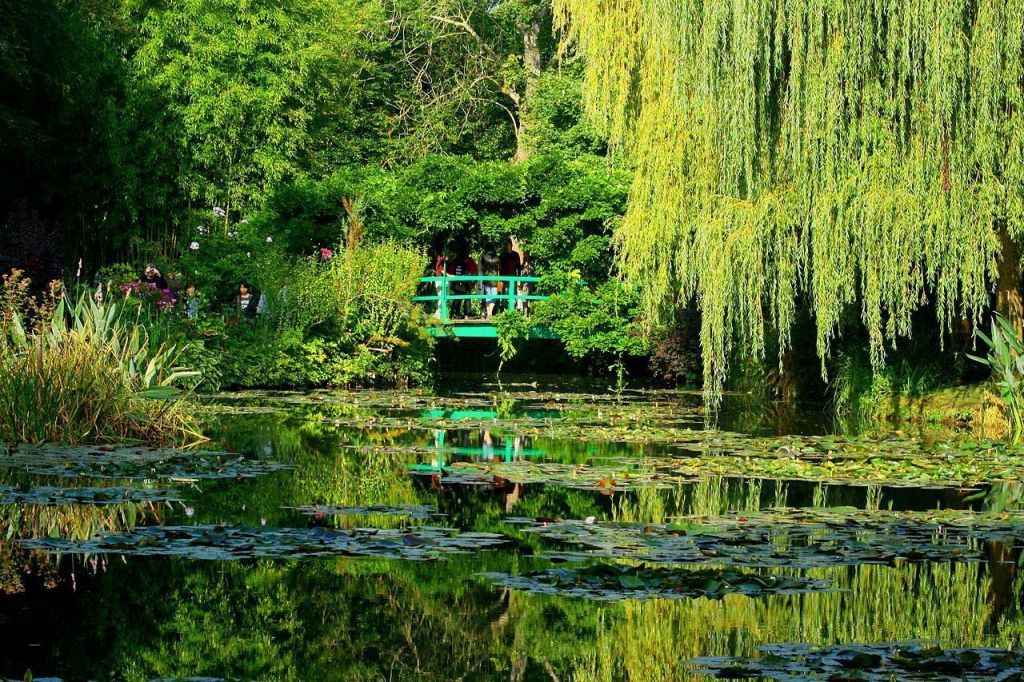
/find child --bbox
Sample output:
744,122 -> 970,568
184,283 -> 201,319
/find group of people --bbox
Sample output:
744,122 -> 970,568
431,240 -> 533,320
135,262 -> 265,320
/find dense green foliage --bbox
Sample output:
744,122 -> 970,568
118,238 -> 430,391
0,0 -> 578,260
1,0 -> 647,388
252,153 -> 628,278
969,314 -> 1024,440
0,272 -> 200,445
556,0 -> 1024,402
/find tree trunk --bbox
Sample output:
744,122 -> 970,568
514,5 -> 550,163
997,226 -> 1024,337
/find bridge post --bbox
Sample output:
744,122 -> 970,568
439,274 -> 449,323
506,276 -> 516,313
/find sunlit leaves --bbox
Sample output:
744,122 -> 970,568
556,0 -> 1024,403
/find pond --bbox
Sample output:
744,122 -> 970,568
0,375 -> 1022,680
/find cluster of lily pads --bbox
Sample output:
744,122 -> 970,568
0,444 -> 293,481
410,435 -> 1024,489
22,524 -> 508,561
290,504 -> 444,520
504,508 -> 1024,568
481,564 -> 829,601
412,461 -> 680,492
0,484 -> 179,506
687,642 -> 1024,680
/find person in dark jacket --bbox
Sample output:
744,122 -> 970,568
235,281 -> 265,318
141,262 -> 168,289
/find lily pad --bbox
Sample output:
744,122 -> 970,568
688,642 -> 1024,680
481,564 -> 831,601
507,508 -> 1024,568
411,460 -> 689,491
289,504 -> 443,520
0,484 -> 179,506
20,524 -> 509,560
0,444 -> 292,481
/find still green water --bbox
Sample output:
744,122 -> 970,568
0,377 -> 1021,680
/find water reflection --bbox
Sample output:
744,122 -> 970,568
0,380 -> 1020,680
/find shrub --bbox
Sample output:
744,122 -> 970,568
329,240 -> 426,345
969,314 -> 1024,441
0,280 -> 202,446
532,273 -> 650,369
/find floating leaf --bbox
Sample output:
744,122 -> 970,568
21,524 -> 509,561
688,642 -> 1024,680
481,564 -> 831,601
0,444 -> 292,481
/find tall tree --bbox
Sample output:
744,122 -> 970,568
388,0 -> 554,162
556,0 -> 1024,401
125,0 -> 387,224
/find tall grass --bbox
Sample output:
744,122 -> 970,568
0,274 -> 202,445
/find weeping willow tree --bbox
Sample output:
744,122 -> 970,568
554,0 -> 1024,402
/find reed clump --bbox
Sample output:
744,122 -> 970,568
0,270 -> 202,445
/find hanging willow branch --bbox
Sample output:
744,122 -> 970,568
554,0 -> 1024,404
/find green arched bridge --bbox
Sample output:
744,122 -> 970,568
413,275 -> 555,338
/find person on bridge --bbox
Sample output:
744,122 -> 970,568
481,250 -> 500,319
448,248 -> 477,319
431,251 -> 449,318
499,239 -> 521,277
516,252 -> 534,314
498,240 -> 521,312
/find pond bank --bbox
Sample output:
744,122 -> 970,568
866,382 -> 1007,437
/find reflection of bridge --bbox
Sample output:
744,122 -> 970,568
407,408 -> 546,473
413,275 -> 556,338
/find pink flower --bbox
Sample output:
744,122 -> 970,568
320,248 -> 333,260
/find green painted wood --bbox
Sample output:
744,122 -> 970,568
416,275 -> 557,338
426,324 -> 556,339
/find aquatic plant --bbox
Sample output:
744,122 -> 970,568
0,443 -> 291,481
482,564 -> 829,601
0,287 -> 202,445
688,642 -> 1024,680
22,524 -> 509,560
509,508 -> 1024,568
969,313 -> 1024,441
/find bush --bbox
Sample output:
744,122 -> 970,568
969,314 -> 1024,441
169,236 -> 430,391
0,275 -> 202,445
532,273 -> 650,370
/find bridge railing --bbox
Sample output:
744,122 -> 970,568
413,275 -> 546,324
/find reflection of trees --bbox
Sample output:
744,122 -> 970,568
6,556 -> 570,680
567,561 -> 1024,682
0,500 -> 157,595
48,398 -> 997,679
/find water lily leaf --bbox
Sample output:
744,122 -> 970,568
21,524 -> 509,561
0,444 -> 292,481
481,564 -> 831,601
687,642 -> 1024,680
